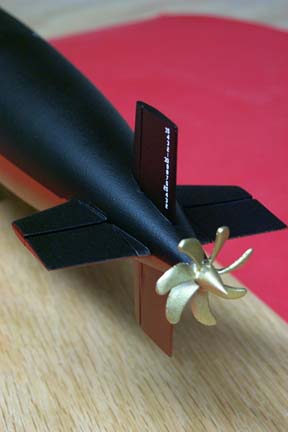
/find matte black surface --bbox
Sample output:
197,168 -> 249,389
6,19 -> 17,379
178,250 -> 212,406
0,9 -> 193,266
0,7 -> 33,35
13,199 -> 106,237
176,185 -> 251,208
134,101 -> 178,221
181,195 -> 286,243
24,223 -> 150,270
13,199 -> 150,269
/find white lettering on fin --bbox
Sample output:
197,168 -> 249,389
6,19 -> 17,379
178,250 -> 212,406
163,126 -> 171,210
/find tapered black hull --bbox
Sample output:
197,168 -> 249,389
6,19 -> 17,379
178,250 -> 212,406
0,9 -> 193,266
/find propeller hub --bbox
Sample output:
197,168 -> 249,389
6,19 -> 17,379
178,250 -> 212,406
156,226 -> 253,325
195,264 -> 228,296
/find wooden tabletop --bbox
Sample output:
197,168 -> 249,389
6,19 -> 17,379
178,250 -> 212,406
1,2 -> 288,431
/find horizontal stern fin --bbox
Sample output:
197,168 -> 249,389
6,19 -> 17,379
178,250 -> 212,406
13,199 -> 150,269
177,185 -> 286,243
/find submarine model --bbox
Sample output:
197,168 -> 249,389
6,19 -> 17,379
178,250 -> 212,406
0,8 -> 286,354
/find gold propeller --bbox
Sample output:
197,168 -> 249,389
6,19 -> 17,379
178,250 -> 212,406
156,226 -> 253,325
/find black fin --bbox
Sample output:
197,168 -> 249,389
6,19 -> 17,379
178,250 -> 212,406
177,185 -> 286,243
13,199 -> 150,269
134,101 -> 178,221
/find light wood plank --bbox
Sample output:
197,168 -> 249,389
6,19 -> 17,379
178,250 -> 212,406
0,194 -> 287,431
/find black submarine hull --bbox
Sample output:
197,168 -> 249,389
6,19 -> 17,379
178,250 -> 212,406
0,9 -> 193,266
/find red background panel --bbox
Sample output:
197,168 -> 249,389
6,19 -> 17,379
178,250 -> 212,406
51,15 -> 288,320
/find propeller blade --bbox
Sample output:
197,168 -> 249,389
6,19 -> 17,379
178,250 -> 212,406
156,263 -> 196,295
178,238 -> 204,267
218,248 -> 253,275
209,226 -> 230,263
166,281 -> 199,324
191,291 -> 216,325
214,285 -> 247,299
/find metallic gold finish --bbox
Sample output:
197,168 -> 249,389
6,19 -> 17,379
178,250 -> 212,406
156,263 -> 197,295
191,291 -> 216,326
166,281 -> 198,324
209,226 -> 230,263
178,238 -> 204,268
218,248 -> 253,275
216,285 -> 247,299
156,226 -> 253,325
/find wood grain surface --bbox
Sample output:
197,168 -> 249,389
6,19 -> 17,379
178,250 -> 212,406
1,2 -> 288,431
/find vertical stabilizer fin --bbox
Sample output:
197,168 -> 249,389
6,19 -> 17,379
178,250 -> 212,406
133,101 -> 178,222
